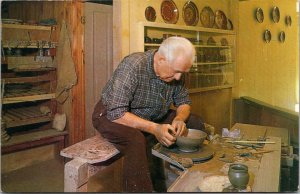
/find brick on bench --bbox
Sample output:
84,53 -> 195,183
60,134 -> 120,192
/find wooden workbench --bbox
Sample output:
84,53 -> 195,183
167,123 -> 283,192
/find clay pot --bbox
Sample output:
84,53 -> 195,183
228,163 -> 249,190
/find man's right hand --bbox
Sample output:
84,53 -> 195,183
154,124 -> 177,147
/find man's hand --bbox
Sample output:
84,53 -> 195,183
154,124 -> 176,147
172,119 -> 188,137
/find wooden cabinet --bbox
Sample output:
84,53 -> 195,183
1,23 -> 67,154
141,22 -> 236,93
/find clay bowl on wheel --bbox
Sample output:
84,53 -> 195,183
176,129 -> 207,153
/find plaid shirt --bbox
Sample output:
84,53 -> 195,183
101,50 -> 191,122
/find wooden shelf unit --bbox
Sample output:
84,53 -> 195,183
141,22 -> 236,92
1,23 -> 65,154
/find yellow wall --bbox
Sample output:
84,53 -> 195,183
236,0 -> 299,111
114,0 -> 236,56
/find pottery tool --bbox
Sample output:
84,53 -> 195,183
229,142 -> 263,149
258,128 -> 268,141
238,150 -> 276,157
225,140 -> 275,144
153,143 -> 193,169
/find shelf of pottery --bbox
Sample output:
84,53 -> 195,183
1,23 -> 67,154
141,22 -> 236,93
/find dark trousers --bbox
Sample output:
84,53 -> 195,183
92,100 -> 205,192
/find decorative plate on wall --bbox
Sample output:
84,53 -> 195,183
285,15 -> 292,26
161,0 -> 179,24
279,31 -> 285,42
215,10 -> 227,29
145,6 -> 156,22
271,6 -> 280,23
255,7 -> 264,23
200,6 -> 215,28
263,29 -> 271,43
182,1 -> 199,26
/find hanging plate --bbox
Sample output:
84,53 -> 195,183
285,15 -> 292,26
145,6 -> 156,22
215,10 -> 227,29
255,7 -> 264,23
161,0 -> 179,24
271,6 -> 280,23
200,6 -> 215,28
182,1 -> 199,26
278,31 -> 285,43
263,29 -> 271,43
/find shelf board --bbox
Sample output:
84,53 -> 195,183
141,21 -> 236,35
3,89 -> 55,104
2,23 -> 56,31
188,84 -> 233,93
2,74 -> 54,84
193,45 -> 233,48
188,72 -> 225,76
1,128 -> 68,154
144,43 -> 160,47
3,106 -> 53,128
12,67 -> 56,72
193,61 -> 234,66
1,42 -> 57,48
144,43 -> 233,48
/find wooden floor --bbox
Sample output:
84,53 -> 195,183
1,159 -> 64,192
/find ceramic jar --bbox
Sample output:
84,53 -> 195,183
228,163 -> 249,190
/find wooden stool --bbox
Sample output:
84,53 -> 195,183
60,134 -> 121,192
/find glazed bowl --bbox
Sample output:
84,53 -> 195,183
176,129 -> 207,152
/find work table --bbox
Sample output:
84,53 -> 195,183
155,123 -> 285,192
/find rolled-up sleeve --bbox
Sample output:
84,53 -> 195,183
173,79 -> 192,107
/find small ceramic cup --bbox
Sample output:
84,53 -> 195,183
228,163 -> 249,190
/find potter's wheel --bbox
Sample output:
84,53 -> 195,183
161,144 -> 215,163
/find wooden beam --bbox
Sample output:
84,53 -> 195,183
66,1 -> 85,144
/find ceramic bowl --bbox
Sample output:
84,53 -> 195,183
176,129 -> 207,152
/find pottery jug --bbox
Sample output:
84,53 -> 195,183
228,163 -> 249,190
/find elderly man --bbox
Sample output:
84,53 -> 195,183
92,37 -> 206,192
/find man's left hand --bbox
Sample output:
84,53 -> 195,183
172,119 -> 188,137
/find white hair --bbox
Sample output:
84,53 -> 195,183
157,37 -> 195,64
